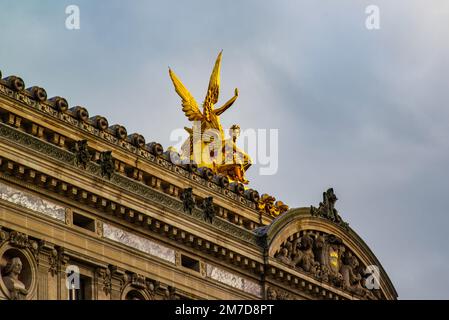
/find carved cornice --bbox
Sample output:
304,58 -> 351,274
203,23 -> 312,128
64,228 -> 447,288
0,86 -> 260,212
256,207 -> 355,250
0,155 -> 266,282
0,122 -> 259,246
0,92 -> 398,299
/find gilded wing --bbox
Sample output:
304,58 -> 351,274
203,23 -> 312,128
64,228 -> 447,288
169,68 -> 203,121
204,51 -> 222,105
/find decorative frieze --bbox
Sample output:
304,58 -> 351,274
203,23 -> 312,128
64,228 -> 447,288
0,157 -> 264,276
102,223 -> 176,264
205,264 -> 262,297
0,122 -> 261,236
0,88 -> 260,211
0,181 -> 65,222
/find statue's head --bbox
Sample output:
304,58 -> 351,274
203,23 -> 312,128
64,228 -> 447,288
342,251 -> 353,265
301,234 -> 313,250
326,188 -> 338,204
350,256 -> 359,269
281,248 -> 289,257
229,124 -> 241,139
4,257 -> 22,276
267,287 -> 277,300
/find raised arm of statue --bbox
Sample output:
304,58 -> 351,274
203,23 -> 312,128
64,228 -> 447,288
213,88 -> 239,116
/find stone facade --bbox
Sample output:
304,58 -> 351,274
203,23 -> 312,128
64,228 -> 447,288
0,72 -> 398,300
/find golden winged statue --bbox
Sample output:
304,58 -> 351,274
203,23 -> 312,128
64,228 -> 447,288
168,51 -> 251,184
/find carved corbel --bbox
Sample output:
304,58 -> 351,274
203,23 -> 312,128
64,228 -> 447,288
130,273 -> 147,290
48,246 -> 69,277
96,220 -> 103,237
97,267 -> 112,296
164,286 -> 179,300
65,208 -> 73,226
0,226 -> 7,244
200,261 -> 206,277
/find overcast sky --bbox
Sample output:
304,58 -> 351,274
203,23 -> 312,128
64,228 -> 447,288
1,0 -> 448,299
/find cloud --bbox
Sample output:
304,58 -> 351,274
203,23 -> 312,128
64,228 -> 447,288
1,0 -> 448,299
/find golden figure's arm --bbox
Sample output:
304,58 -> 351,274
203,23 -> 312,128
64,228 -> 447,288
213,88 -> 238,116
169,68 -> 203,121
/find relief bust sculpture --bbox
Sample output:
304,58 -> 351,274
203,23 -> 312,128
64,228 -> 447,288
2,257 -> 28,300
